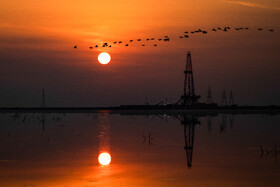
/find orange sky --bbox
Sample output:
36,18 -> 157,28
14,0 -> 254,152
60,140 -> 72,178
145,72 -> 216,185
1,0 -> 279,50
0,0 -> 279,106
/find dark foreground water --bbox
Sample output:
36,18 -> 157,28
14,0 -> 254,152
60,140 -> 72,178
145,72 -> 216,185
0,112 -> 280,187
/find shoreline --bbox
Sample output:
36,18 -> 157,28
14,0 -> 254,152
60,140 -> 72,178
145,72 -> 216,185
0,105 -> 279,114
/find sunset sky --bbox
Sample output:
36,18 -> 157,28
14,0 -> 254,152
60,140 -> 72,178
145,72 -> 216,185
0,0 -> 279,107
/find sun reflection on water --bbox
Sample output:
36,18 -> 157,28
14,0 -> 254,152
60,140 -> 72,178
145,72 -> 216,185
98,152 -> 111,166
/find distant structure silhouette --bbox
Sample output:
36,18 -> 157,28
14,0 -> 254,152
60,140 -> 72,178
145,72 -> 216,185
207,116 -> 212,134
229,90 -> 234,106
41,114 -> 46,133
221,114 -> 227,132
177,52 -> 200,105
207,87 -> 213,104
229,114 -> 234,129
221,89 -> 227,106
41,89 -> 46,108
41,89 -> 47,132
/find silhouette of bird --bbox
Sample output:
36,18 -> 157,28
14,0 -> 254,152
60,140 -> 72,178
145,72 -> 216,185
81,25 -> 272,50
74,45 -> 77,49
137,39 -> 141,41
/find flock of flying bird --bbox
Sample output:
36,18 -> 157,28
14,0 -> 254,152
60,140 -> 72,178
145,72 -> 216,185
73,26 -> 275,49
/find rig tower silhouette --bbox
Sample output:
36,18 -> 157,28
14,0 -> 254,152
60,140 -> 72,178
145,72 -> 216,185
177,52 -> 200,105
177,114 -> 200,168
221,89 -> 227,106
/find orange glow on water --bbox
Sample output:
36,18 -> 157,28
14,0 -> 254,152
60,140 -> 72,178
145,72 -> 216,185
98,152 -> 111,166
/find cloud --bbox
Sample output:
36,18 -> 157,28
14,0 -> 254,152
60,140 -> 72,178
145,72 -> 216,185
225,0 -> 280,10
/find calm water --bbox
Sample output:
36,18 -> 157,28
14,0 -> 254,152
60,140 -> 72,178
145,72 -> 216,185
0,112 -> 280,187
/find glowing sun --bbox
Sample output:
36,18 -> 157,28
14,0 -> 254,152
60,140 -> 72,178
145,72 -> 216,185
98,152 -> 111,166
98,52 -> 111,65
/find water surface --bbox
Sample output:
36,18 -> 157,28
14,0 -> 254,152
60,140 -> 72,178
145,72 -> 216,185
0,113 -> 279,187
